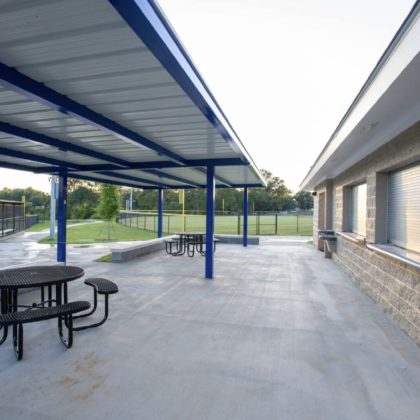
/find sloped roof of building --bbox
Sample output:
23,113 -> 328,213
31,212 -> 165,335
300,1 -> 420,191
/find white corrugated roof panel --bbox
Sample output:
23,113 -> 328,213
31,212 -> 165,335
0,0 -> 264,189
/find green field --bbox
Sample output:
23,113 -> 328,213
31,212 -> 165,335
38,221 -> 157,244
31,213 -> 312,245
27,219 -> 95,232
120,213 -> 313,236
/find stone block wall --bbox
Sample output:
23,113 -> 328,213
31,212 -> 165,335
333,237 -> 420,344
313,122 -> 420,345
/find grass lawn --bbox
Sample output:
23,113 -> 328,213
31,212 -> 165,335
94,254 -> 113,263
26,220 -> 52,232
26,219 -> 95,232
121,213 -> 313,236
38,221 -> 157,244
33,214 -> 312,244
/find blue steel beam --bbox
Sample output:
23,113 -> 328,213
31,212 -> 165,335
195,167 -> 232,187
57,175 -> 67,263
0,62 -> 187,164
69,173 -> 158,189
0,159 -> 261,189
205,165 -> 215,279
157,188 -> 163,238
145,169 -> 201,188
110,0 -> 266,187
110,0 -> 248,163
0,122 -> 130,167
98,171 -> 175,188
226,184 -> 261,188
189,158 -> 244,167
243,187 -> 248,247
0,160 -> 39,172
0,147 -> 82,169
32,158 -> 246,174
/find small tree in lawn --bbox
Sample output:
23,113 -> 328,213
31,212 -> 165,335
98,184 -> 120,240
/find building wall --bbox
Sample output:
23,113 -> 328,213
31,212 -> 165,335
332,236 -> 419,344
314,122 -> 420,345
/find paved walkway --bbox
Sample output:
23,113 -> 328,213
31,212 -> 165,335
0,238 -> 419,419
0,226 -> 125,269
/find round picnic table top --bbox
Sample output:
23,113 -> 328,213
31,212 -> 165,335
0,265 -> 84,289
175,232 -> 205,236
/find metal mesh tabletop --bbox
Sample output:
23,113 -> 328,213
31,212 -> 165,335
0,266 -> 84,288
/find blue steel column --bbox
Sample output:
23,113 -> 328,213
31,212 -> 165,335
205,165 -> 215,279
243,187 -> 248,247
57,174 -> 68,263
157,188 -> 163,238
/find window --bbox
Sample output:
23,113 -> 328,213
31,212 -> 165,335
351,183 -> 367,236
388,163 -> 420,253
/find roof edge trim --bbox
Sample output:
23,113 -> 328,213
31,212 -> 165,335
109,0 -> 265,186
300,0 -> 420,190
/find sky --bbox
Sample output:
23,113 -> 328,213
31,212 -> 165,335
0,0 -> 415,193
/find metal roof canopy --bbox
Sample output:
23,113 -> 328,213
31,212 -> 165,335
300,1 -> 420,191
0,0 -> 265,190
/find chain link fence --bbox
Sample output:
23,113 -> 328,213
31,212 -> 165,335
0,200 -> 25,238
117,211 -> 313,236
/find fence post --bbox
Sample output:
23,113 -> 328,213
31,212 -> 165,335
12,203 -> 15,233
296,214 -> 299,234
237,212 -> 240,235
1,202 -> 4,237
168,215 -> 170,234
275,214 -> 278,235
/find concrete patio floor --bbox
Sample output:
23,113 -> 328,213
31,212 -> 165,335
0,237 -> 419,420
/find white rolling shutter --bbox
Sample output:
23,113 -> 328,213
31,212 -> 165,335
351,183 -> 367,236
388,163 -> 420,252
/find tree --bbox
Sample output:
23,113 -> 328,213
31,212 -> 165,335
0,187 -> 50,218
113,168 -> 299,216
67,180 -> 99,219
98,184 -> 120,240
249,169 -> 292,211
294,191 -> 313,210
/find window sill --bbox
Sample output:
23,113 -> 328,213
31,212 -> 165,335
365,243 -> 420,270
336,231 -> 365,244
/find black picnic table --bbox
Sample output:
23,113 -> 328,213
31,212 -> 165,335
0,265 -> 84,345
166,232 -> 218,257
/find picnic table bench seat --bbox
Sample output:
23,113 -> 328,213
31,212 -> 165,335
0,301 -> 90,325
73,278 -> 118,332
85,278 -> 118,295
0,301 -> 90,360
187,238 -> 219,257
164,238 -> 182,255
